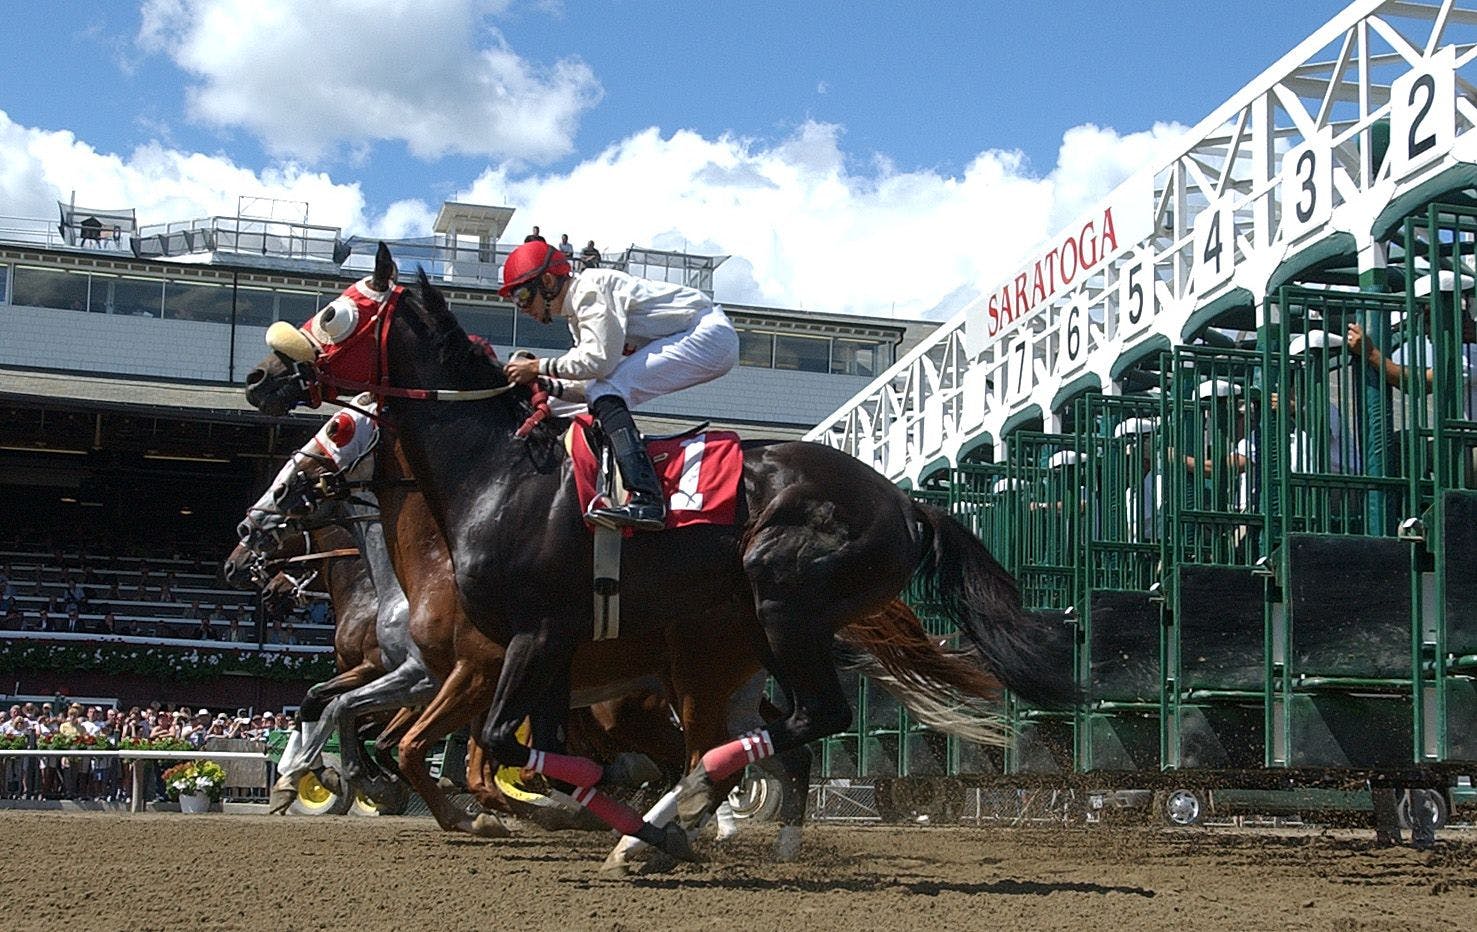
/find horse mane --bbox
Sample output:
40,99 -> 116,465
405,269 -> 566,447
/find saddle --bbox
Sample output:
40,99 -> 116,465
565,414 -> 743,533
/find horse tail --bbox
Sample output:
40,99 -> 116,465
835,600 -> 1010,747
913,502 -> 1080,710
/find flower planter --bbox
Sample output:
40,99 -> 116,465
179,792 -> 210,814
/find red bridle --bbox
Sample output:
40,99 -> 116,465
287,282 -> 551,434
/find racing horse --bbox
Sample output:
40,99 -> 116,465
223,523 -> 405,812
246,401 -> 822,853
262,435 -> 1005,866
243,244 -> 1075,865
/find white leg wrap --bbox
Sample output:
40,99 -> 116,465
714,800 -> 740,840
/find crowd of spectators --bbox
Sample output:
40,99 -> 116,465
524,226 -> 601,270
0,700 -> 287,802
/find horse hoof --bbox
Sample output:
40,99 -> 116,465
458,813 -> 510,838
772,825 -> 803,861
653,822 -> 699,864
317,767 -> 345,796
598,853 -> 631,878
268,787 -> 297,815
602,752 -> 662,789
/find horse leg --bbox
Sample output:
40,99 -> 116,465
751,687 -> 813,860
462,710 -> 514,814
397,660 -> 508,836
371,707 -> 419,779
480,631 -> 693,864
672,599 -> 852,829
273,662 -> 385,811
328,663 -> 435,785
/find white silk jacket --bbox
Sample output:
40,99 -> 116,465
538,269 -> 711,381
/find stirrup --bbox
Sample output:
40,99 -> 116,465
585,500 -> 666,531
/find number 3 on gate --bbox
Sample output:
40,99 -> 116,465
1279,130 -> 1332,243
1388,48 -> 1456,181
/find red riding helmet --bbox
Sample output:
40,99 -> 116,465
499,240 -> 571,297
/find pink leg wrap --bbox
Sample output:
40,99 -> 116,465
699,729 -> 776,782
527,750 -> 603,788
572,785 -> 645,837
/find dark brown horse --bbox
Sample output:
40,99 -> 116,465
244,244 -> 1073,866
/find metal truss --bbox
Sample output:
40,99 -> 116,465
808,0 -> 1477,486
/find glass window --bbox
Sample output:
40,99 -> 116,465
11,266 -> 90,312
832,338 -> 883,378
0,264 -> 8,304
454,302 -> 514,346
108,276 -> 164,318
275,290 -> 323,326
738,330 -> 774,368
164,280 -> 232,324
773,333 -> 830,373
233,287 -> 277,327
514,315 -> 574,351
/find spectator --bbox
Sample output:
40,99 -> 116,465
558,233 -> 575,262
102,611 -> 118,636
150,711 -> 179,741
284,622 -> 299,646
38,608 -> 52,632
187,709 -> 212,748
196,613 -> 216,640
106,578 -> 121,600
65,578 -> 88,610
306,599 -> 329,627
65,604 -> 82,633
579,240 -> 601,270
524,225 -> 546,243
0,570 -> 15,615
2,605 -> 19,630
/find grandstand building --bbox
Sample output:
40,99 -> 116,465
0,197 -> 933,712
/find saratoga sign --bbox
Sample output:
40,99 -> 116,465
968,172 -> 1153,352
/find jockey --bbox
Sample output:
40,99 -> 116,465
499,240 -> 739,531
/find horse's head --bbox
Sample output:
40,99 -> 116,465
244,242 -> 525,435
229,404 -> 380,585
245,242 -> 400,416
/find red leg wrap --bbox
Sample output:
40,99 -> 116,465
698,729 -> 775,782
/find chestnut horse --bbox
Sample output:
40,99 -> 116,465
244,245 -> 1073,867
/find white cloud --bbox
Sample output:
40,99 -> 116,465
0,104 -> 1184,323
451,119 -> 1187,320
0,109 -> 368,231
137,0 -> 601,163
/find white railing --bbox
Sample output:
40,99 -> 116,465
0,749 -> 270,813
808,0 -> 1477,486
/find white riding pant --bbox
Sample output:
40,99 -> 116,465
587,306 -> 739,408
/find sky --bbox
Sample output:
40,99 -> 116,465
0,1 -> 1349,321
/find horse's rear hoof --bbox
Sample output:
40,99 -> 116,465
459,813 -> 510,838
654,822 -> 699,864
598,853 -> 632,878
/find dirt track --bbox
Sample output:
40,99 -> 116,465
2,811 -> 1474,931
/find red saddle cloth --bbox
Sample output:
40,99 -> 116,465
567,414 -> 743,530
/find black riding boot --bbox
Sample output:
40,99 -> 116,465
587,395 -> 666,531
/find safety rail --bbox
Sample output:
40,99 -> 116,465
0,749 -> 270,813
